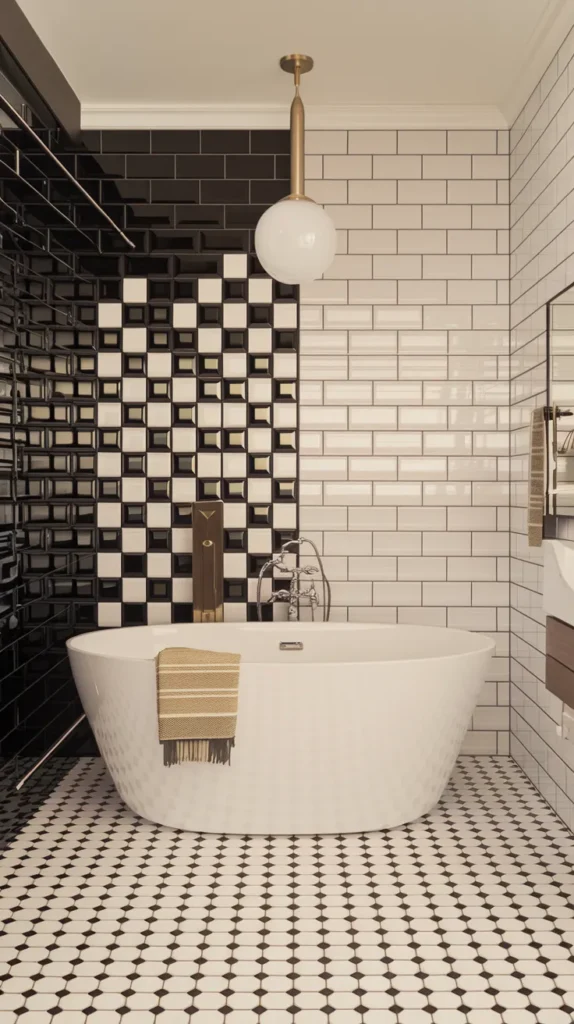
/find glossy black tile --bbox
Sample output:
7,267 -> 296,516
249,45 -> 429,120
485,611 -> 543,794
250,129 -> 290,154
79,130 -> 102,153
274,281 -> 298,300
126,154 -> 175,178
102,130 -> 151,153
78,255 -> 122,277
151,130 -> 200,153
199,229 -> 249,253
201,130 -> 249,153
175,204 -> 225,228
76,153 -> 126,179
225,205 -> 266,228
126,255 -> 172,275
149,230 -> 200,252
124,603 -> 146,625
251,179 -> 289,204
226,154 -> 275,179
275,154 -> 291,178
174,255 -> 220,276
76,204 -> 126,229
149,281 -> 173,300
151,179 -> 200,203
201,179 -> 250,204
102,180 -> 151,203
126,205 -> 175,228
176,155 -> 225,178
225,280 -> 247,300
100,228 -> 147,254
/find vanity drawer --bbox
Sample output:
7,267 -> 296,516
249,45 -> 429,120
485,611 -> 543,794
546,615 -> 574,708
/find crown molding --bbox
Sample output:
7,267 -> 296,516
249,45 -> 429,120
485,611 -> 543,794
81,102 -> 508,131
501,0 -> 574,126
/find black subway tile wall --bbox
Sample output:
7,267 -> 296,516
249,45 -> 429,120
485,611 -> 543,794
0,126 -> 297,783
0,127 -> 104,781
84,129 -> 297,627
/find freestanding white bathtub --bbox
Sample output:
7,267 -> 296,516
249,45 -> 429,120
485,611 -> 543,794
67,622 -> 494,835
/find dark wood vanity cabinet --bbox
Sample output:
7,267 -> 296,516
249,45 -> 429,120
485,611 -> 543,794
546,616 -> 574,708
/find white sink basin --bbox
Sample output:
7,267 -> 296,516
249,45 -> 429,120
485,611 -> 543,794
543,539 -> 574,627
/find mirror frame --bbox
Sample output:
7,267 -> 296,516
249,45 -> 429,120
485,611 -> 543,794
545,282 -> 574,535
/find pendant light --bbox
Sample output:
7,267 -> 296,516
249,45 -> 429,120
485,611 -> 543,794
255,54 -> 336,285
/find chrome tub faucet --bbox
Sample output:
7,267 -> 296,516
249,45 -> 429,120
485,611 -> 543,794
268,563 -> 320,621
257,537 -> 331,622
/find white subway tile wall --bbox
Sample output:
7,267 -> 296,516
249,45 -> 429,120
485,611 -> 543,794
510,25 -> 574,831
301,129 -> 510,754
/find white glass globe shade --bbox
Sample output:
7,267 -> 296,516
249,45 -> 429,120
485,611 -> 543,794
255,199 -> 337,285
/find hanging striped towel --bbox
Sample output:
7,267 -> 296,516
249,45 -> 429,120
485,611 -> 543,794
156,647 -> 241,767
528,406 -> 546,548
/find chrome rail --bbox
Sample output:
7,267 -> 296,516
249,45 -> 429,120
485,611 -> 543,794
14,713 -> 86,791
0,89 -> 135,251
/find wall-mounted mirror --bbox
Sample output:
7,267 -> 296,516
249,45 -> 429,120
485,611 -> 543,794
547,284 -> 574,518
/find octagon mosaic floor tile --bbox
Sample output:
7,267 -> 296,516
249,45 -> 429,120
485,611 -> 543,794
0,756 -> 572,1023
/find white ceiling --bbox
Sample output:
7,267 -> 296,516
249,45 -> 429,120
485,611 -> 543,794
17,0 -> 574,127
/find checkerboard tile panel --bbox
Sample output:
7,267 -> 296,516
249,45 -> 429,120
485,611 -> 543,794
0,756 -> 573,1022
96,255 -> 298,628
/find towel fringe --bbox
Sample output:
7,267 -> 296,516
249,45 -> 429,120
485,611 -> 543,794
162,737 -> 235,767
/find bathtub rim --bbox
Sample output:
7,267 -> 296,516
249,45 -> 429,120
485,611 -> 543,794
66,621 -> 496,666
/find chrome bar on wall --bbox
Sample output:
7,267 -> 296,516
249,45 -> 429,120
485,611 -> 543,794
0,89 -> 135,250
14,713 -> 86,791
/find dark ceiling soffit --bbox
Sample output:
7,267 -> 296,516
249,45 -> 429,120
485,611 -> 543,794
0,0 -> 81,139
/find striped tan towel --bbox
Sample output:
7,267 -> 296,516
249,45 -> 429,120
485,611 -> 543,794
528,406 -> 545,548
156,647 -> 241,767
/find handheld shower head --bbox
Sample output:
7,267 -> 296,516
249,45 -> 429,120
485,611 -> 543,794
280,538 -> 302,554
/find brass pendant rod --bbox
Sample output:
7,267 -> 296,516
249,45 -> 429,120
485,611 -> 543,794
290,86 -> 305,199
280,54 -> 314,201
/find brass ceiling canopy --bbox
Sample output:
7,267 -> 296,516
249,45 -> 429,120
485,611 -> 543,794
279,54 -> 314,78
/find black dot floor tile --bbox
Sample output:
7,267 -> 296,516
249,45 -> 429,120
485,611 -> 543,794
0,756 -> 572,1024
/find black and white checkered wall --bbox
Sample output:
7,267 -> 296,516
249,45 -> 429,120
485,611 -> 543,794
88,129 -> 297,626
97,255 -> 298,626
